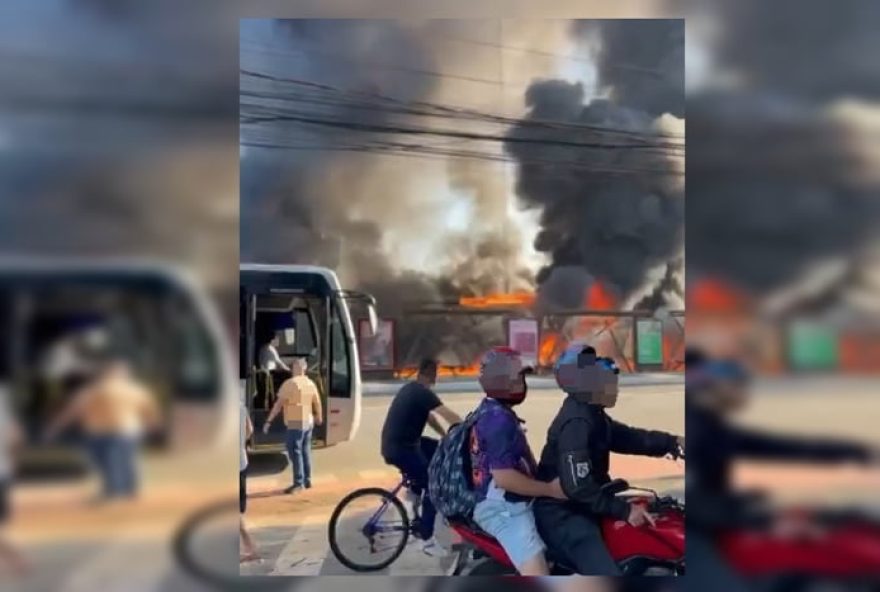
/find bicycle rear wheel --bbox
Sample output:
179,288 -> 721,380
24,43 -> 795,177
328,487 -> 410,572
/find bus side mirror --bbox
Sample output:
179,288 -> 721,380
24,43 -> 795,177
367,304 -> 379,336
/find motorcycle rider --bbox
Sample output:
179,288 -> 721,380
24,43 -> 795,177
686,347 -> 878,591
469,347 -> 568,576
533,344 -> 683,576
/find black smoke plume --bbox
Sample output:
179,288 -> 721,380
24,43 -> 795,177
503,20 -> 685,312
240,20 -> 530,365
574,19 -> 685,118
681,0 -> 880,309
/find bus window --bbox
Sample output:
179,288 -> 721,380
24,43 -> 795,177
329,301 -> 350,397
167,294 -> 220,401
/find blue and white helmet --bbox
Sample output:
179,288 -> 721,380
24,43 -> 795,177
554,344 -> 619,400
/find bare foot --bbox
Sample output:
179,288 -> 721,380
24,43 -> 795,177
239,553 -> 262,564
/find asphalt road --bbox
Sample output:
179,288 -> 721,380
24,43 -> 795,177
247,379 -> 686,494
241,380 -> 686,576
241,375 -> 879,576
12,375 -> 878,584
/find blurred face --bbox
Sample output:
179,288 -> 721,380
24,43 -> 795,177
102,360 -> 130,379
565,362 -> 618,407
715,379 -> 750,413
594,377 -> 619,408
420,367 -> 437,387
507,373 -> 528,405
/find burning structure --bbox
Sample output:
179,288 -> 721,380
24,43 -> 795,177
240,19 -> 685,375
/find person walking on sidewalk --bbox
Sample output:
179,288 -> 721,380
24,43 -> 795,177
263,358 -> 323,494
240,393 -> 260,564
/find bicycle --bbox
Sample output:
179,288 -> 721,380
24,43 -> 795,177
327,474 -> 424,571
173,498 -> 295,591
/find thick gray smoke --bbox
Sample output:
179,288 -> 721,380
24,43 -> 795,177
687,93 -> 877,298
505,32 -> 685,312
242,19 -> 686,365
574,19 -> 685,119
682,0 -> 880,311
708,1 -> 880,104
241,19 -> 536,364
0,3 -> 239,290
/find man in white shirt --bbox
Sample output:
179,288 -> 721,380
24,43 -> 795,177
258,336 -> 290,373
0,386 -> 29,575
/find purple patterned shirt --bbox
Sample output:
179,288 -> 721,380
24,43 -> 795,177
469,398 -> 537,502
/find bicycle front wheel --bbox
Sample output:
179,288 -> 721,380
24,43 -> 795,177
173,500 -> 290,591
328,487 -> 410,572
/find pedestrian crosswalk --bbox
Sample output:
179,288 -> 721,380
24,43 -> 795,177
243,513 -> 454,576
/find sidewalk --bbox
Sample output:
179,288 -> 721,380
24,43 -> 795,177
364,372 -> 683,396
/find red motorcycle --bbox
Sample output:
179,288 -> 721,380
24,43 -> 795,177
448,484 -> 880,582
446,478 -> 686,576
719,506 -> 880,582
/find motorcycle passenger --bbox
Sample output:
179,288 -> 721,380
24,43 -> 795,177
469,347 -> 568,576
533,344 -> 683,576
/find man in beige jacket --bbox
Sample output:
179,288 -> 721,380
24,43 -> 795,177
263,358 -> 323,494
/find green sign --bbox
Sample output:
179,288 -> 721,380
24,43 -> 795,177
788,321 -> 838,370
636,319 -> 664,366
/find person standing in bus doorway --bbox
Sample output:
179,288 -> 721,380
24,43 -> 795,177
263,358 -> 323,494
45,354 -> 162,502
380,358 -> 462,556
0,386 -> 30,576
259,335 -> 290,374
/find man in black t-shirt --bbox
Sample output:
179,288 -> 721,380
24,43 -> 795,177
380,359 -> 461,555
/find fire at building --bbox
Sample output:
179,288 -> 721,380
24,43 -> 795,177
370,278 -> 685,379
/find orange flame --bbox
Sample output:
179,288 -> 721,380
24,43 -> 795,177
459,291 -> 536,309
394,360 -> 481,379
688,278 -> 748,313
586,281 -> 617,310
538,331 -> 564,366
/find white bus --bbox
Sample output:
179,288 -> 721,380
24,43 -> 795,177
0,259 -> 238,470
240,264 -> 376,449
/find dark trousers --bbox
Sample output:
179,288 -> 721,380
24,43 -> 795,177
239,470 -> 247,514
687,531 -> 750,592
385,436 -> 438,540
534,499 -> 621,575
87,434 -> 139,498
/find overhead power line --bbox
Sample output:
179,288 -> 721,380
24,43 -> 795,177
241,108 -> 684,155
240,68 -> 685,144
240,136 -> 683,177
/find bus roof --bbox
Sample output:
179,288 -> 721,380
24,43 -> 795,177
239,263 -> 342,295
0,256 -> 197,291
